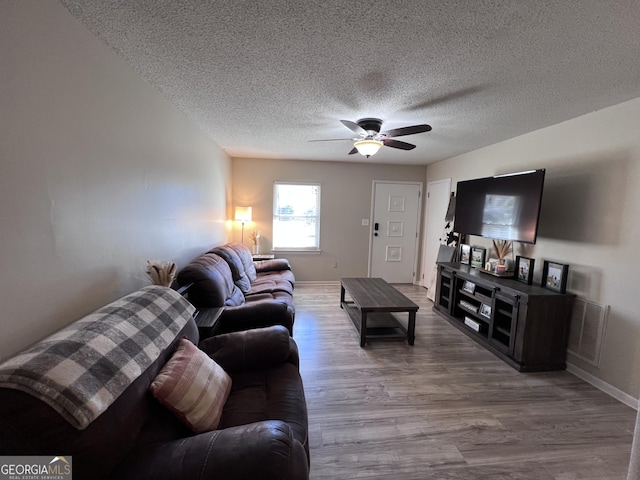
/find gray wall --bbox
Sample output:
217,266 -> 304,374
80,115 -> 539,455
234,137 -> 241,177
232,158 -> 426,281
0,2 -> 231,361
427,97 -> 640,402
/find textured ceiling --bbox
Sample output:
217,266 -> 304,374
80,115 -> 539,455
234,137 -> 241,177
60,0 -> 640,165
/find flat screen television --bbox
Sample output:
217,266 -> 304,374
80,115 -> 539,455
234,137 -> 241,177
453,169 -> 545,244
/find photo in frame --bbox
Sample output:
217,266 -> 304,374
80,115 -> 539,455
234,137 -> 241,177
542,260 -> 569,293
470,247 -> 486,269
479,303 -> 492,318
460,244 -> 471,265
462,280 -> 476,295
515,256 -> 535,285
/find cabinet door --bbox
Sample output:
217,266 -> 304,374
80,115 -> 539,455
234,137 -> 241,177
435,265 -> 456,315
435,266 -> 454,313
489,293 -> 518,355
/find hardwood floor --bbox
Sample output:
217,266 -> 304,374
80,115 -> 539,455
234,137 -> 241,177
293,283 -> 636,479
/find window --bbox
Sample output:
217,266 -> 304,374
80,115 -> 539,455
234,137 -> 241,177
273,182 -> 321,251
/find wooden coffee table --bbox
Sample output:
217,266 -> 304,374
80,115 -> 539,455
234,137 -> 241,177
340,277 -> 419,347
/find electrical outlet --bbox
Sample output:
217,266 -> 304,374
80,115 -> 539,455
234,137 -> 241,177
331,262 -> 338,268
362,219 -> 370,226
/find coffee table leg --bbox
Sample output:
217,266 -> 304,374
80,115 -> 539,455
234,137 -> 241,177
360,311 -> 367,347
408,311 -> 416,345
340,284 -> 345,308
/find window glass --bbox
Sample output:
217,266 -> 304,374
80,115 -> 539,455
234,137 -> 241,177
273,182 -> 321,250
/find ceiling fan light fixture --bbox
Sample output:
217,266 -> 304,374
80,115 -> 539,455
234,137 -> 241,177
354,139 -> 383,158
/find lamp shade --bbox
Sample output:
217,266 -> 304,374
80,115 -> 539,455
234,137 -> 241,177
234,206 -> 252,222
354,139 -> 383,157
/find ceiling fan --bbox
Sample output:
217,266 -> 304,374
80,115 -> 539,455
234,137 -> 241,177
310,118 -> 432,158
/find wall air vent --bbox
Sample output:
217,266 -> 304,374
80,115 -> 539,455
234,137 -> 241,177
567,298 -> 609,367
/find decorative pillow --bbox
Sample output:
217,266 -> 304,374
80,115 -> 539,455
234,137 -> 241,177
150,338 -> 232,433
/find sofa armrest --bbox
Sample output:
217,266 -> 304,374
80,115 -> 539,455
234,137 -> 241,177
255,258 -> 291,273
218,300 -> 294,335
109,420 -> 309,480
199,325 -> 297,373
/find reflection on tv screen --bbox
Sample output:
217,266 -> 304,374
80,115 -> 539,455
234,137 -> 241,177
481,194 -> 521,239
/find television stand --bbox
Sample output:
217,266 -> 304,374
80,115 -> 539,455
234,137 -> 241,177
434,262 -> 575,372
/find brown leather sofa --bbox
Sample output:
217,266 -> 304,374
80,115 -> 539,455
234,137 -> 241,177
211,242 -> 295,298
177,242 -> 296,335
0,286 -> 309,480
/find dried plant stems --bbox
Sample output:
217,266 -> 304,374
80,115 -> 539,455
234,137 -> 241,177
146,260 -> 177,287
249,231 -> 261,245
493,239 -> 512,260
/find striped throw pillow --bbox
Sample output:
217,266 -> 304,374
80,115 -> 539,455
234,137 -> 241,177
150,338 -> 232,433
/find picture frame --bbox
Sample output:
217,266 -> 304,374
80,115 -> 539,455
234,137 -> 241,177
470,247 -> 486,269
479,303 -> 492,318
541,260 -> 569,293
515,256 -> 535,285
459,244 -> 471,265
462,280 -> 476,295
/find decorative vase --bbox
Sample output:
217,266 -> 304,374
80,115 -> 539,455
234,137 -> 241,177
253,244 -> 259,255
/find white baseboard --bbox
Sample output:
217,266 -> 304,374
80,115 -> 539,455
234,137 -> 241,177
566,362 -> 638,410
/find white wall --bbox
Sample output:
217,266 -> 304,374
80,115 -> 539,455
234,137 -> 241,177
0,2 -> 231,361
426,97 -> 640,400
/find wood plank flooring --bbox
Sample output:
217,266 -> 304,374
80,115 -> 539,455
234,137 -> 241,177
292,283 -> 636,479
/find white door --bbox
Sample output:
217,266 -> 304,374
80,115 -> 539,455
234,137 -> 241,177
369,181 -> 422,283
421,178 -> 452,288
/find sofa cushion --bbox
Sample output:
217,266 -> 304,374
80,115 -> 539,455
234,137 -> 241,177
177,253 -> 246,307
257,268 -> 296,288
249,276 -> 294,297
226,242 -> 258,283
210,244 -> 252,294
200,326 -> 294,373
219,363 -> 308,456
150,338 -> 232,433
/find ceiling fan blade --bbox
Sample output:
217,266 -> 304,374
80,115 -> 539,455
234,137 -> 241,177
384,124 -> 432,138
382,138 -> 416,150
348,147 -> 358,155
340,120 -> 367,135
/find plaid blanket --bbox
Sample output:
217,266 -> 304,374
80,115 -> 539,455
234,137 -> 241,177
0,285 -> 195,430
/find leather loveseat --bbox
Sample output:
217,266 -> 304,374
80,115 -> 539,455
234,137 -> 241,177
0,286 -> 309,480
177,242 -> 296,335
